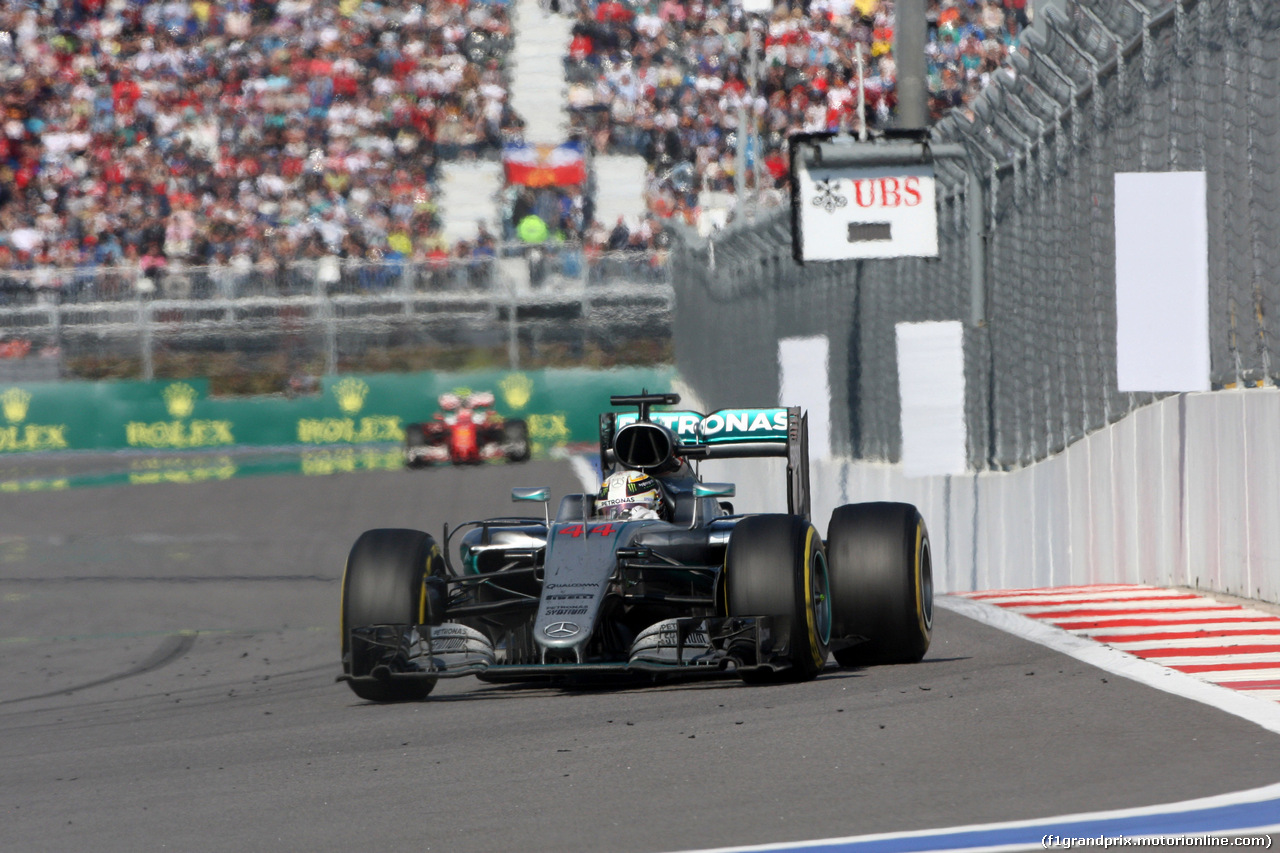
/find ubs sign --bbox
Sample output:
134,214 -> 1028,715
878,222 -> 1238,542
797,164 -> 938,261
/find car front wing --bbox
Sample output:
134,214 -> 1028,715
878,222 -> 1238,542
336,614 -> 801,691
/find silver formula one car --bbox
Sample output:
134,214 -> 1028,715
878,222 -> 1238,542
338,392 -> 933,702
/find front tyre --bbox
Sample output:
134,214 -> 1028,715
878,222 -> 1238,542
502,419 -> 530,462
826,503 -> 932,666
723,515 -> 831,683
404,423 -> 426,469
340,528 -> 444,702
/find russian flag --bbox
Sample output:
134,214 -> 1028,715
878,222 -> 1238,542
546,142 -> 587,185
503,142 -> 586,187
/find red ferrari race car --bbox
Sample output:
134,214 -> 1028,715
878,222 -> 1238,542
404,391 -> 531,467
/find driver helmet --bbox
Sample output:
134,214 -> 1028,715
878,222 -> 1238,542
596,470 -> 664,520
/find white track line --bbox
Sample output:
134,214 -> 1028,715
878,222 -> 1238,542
1011,603 -> 1246,615
1106,635 -> 1280,650
975,593 -> 1201,606
1147,652 -> 1280,666
1079,622 -> 1280,637
1047,610 -> 1260,624
1196,670 -> 1280,683
1245,690 -> 1280,702
962,584 -> 1146,598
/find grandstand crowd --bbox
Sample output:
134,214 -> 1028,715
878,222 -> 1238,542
0,0 -> 522,294
0,0 -> 1029,296
565,0 -> 1028,222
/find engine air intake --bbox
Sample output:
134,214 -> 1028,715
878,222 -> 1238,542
613,422 -> 676,471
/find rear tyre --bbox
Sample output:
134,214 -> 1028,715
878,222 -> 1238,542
404,423 -> 426,468
723,515 -> 831,683
503,419 -> 530,462
826,503 -> 932,667
341,528 -> 445,702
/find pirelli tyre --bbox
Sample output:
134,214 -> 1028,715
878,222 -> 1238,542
722,514 -> 831,682
826,502 -> 932,666
502,419 -> 531,463
340,528 -> 445,702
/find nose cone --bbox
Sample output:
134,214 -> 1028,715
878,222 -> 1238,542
534,520 -> 651,660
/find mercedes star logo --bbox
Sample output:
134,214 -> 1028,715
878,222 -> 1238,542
544,621 -> 580,638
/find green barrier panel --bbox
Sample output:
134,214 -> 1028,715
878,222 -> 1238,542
0,368 -> 677,456
0,448 -> 408,493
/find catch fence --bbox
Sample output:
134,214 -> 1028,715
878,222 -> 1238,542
0,247 -> 673,386
672,0 -> 1278,470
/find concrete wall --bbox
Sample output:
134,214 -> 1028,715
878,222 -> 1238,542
702,389 -> 1280,603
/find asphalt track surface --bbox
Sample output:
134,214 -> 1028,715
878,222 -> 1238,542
3,458 -> 1280,853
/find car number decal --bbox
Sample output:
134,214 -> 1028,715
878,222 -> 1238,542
557,523 -> 616,538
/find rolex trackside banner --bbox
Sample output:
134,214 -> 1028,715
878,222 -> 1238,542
0,366 -> 675,455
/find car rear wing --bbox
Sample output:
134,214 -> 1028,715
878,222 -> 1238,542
600,404 -> 811,521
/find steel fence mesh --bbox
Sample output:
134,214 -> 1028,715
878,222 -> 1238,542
672,0 -> 1278,470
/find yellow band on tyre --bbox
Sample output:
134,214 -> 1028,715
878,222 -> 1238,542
418,544 -> 442,624
803,526 -> 826,670
914,521 -> 930,636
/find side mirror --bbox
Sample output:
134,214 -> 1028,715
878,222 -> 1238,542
689,482 -> 734,528
693,482 -> 735,498
512,487 -> 550,525
512,487 -> 550,503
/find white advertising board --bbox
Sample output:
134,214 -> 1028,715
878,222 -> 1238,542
778,335 -> 831,460
1114,171 -> 1210,392
798,163 -> 938,260
896,321 -> 967,477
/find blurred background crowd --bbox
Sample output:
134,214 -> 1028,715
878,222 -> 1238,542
0,0 -> 1029,294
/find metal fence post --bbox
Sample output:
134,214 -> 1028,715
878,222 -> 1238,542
507,272 -> 519,371
140,299 -> 154,381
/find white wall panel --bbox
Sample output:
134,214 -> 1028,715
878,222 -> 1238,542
1214,395 -> 1249,597
1111,412 -> 1139,585
947,474 -> 978,594
1244,392 -> 1280,602
1136,404 -> 1167,584
1008,463 -> 1039,588
1182,395 -> 1214,591
1066,426 -> 1093,587
1033,454 -> 1070,588
1134,401 -> 1180,588
973,475 -> 997,589
1088,429 -> 1117,584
